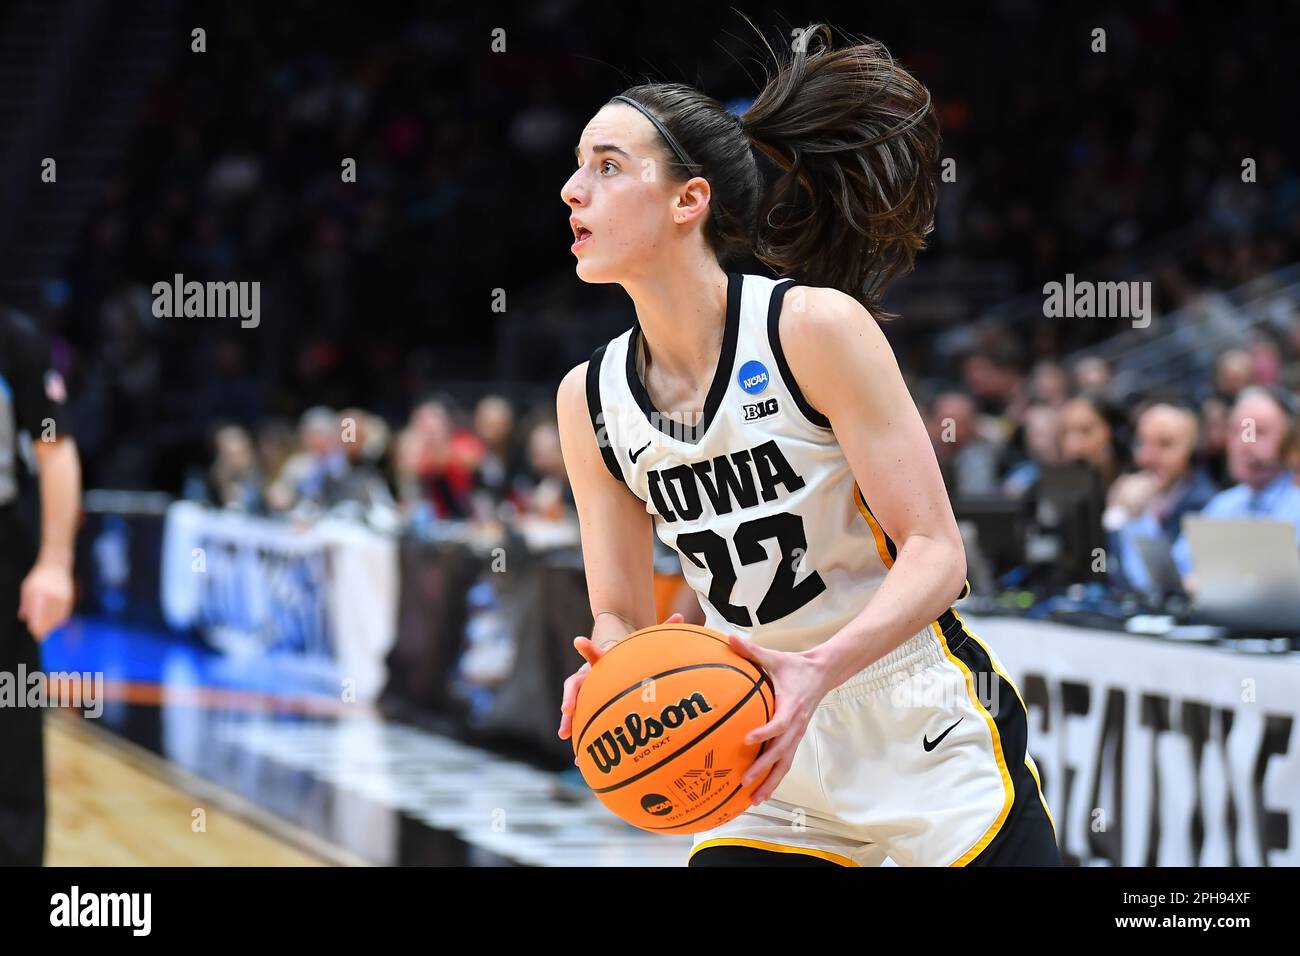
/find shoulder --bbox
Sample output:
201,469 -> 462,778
557,360 -> 589,400
1204,484 -> 1245,512
556,360 -> 591,425
556,358 -> 627,487
777,284 -> 872,337
778,285 -> 886,372
774,284 -> 894,421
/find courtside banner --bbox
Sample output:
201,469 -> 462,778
966,614 -> 1300,867
159,502 -> 398,699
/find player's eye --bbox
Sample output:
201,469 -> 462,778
600,159 -> 618,176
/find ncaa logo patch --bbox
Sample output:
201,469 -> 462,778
737,359 -> 769,394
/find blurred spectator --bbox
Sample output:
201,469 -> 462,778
928,391 -> 1002,496
1071,356 -> 1113,401
1247,330 -> 1284,388
519,417 -> 574,522
266,406 -> 347,513
392,426 -> 427,517
1107,402 -> 1218,592
470,395 -> 529,519
1171,386 -> 1300,587
1027,360 -> 1070,408
1198,395 -> 1232,486
334,408 -> 396,509
1001,402 -> 1063,499
209,424 -> 263,512
409,397 -> 482,520
1059,392 -> 1130,493
256,419 -> 296,496
960,345 -> 1025,440
1213,348 -> 1253,404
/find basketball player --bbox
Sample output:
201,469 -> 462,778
555,24 -> 1059,866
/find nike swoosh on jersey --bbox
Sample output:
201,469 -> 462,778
922,717 -> 964,752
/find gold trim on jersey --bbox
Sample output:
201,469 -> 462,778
1024,751 -> 1056,837
852,481 -> 971,599
690,836 -> 859,867
950,608 -> 1055,836
930,616 -> 1015,866
853,481 -> 896,568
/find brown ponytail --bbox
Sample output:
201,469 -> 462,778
742,23 -> 941,320
608,21 -> 939,320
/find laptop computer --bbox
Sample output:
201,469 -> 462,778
1183,516 -> 1300,635
1133,534 -> 1188,602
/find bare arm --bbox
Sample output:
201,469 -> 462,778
555,361 -> 658,649
556,362 -> 676,740
782,287 -> 968,690
20,436 -> 81,639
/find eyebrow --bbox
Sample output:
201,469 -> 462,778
573,143 -> 631,161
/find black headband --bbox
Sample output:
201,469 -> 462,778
609,95 -> 702,173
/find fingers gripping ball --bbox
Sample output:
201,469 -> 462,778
572,623 -> 776,833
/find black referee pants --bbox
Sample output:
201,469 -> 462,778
0,509 -> 44,866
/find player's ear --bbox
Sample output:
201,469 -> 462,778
672,176 -> 712,225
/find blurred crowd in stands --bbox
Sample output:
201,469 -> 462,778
181,314 -> 1300,602
14,1 -> 1295,493
924,338 -> 1300,593
7,1 -> 1300,597
197,393 -> 574,528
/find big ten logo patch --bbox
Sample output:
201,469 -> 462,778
742,397 -> 780,421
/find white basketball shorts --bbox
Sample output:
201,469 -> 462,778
689,610 -> 1058,867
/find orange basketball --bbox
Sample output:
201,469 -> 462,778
572,623 -> 776,834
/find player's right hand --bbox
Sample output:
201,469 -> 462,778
558,612 -> 685,743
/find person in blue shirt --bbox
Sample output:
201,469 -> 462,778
1170,386 -> 1300,592
1108,401 -> 1219,593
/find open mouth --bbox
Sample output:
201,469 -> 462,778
572,226 -> 593,249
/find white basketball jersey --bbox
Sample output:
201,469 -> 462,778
585,271 -> 970,654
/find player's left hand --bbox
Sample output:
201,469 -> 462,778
726,632 -> 834,806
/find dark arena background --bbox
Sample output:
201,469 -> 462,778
0,0 -> 1297,914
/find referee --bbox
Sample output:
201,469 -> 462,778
0,307 -> 81,866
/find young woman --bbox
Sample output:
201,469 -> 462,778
554,23 -> 1058,867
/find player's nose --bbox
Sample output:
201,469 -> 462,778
560,168 -> 587,208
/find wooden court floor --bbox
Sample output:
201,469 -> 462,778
45,712 -> 366,866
